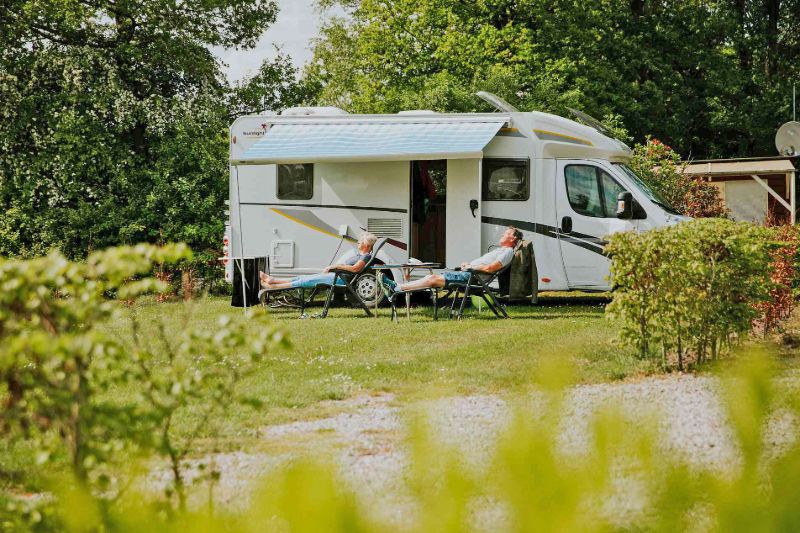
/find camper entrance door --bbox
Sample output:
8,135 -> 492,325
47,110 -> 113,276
409,160 -> 447,264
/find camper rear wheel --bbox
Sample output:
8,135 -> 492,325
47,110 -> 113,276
349,272 -> 389,308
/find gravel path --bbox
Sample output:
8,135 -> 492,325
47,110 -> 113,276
151,373 -> 797,527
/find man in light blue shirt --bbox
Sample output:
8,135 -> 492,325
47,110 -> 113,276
387,226 -> 521,293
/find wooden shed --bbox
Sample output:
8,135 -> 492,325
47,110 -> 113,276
681,157 -> 799,224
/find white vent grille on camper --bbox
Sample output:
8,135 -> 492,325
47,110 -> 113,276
367,218 -> 403,238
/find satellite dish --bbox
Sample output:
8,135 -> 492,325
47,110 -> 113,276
776,121 -> 800,156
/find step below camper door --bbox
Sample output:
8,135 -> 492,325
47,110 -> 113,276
445,159 -> 482,265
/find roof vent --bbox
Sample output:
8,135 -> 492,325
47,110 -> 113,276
397,110 -> 438,115
280,106 -> 349,116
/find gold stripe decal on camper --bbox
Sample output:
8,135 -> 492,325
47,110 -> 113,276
270,208 -> 357,241
532,129 -> 593,146
497,126 -> 526,138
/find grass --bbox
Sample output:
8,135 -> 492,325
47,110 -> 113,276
100,295 -> 653,436
8,293 -> 647,493
4,294 -> 800,497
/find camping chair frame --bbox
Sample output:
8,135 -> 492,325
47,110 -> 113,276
315,238 -> 389,318
440,262 -> 512,320
259,285 -> 322,315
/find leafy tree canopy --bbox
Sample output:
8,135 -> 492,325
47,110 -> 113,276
306,0 -> 800,158
0,0 -> 306,260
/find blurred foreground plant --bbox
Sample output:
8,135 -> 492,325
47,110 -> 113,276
5,349 -> 799,532
129,309 -> 287,512
0,244 -> 287,521
0,244 -> 192,488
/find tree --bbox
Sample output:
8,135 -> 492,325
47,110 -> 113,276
629,138 -> 727,218
306,0 -> 800,159
0,0 -> 306,261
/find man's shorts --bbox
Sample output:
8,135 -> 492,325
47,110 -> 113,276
442,271 -> 472,287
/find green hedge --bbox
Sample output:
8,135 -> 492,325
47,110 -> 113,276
606,219 -> 773,368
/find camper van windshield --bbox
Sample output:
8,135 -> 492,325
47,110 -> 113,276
614,164 -> 680,215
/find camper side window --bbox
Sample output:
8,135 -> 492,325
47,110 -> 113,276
565,165 -> 629,218
277,164 -> 314,200
565,165 -> 604,217
482,158 -> 530,201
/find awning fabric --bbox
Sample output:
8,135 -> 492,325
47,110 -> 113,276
238,120 -> 507,163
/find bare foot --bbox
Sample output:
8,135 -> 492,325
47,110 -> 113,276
259,271 -> 273,287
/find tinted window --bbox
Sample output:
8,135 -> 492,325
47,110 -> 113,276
482,159 -> 530,201
277,164 -> 313,200
600,171 -> 628,217
615,163 -> 680,214
565,165 -> 629,218
565,165 -> 604,217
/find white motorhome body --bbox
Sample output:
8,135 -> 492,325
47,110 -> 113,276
228,106 -> 685,300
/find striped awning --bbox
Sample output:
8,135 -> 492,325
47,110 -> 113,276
237,120 -> 508,164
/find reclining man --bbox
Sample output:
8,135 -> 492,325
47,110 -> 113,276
386,226 -> 522,294
259,232 -> 377,290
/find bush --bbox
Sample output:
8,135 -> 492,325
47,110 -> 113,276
606,219 -> 773,368
0,244 -> 287,511
754,225 -> 800,334
0,244 -> 192,487
630,138 -> 727,218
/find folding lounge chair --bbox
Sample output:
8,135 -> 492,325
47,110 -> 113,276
385,260 -> 512,321
258,237 -> 388,318
442,261 -> 513,320
315,237 -> 389,318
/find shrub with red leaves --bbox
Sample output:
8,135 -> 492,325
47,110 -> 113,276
630,138 -> 727,218
754,224 -> 799,334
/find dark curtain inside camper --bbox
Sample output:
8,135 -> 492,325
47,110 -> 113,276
231,257 -> 268,307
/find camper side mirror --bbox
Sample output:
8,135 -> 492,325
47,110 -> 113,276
616,191 -> 646,219
616,192 -> 633,219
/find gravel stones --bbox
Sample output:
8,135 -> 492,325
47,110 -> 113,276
149,373 -> 797,526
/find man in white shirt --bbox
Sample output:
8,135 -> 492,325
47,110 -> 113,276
388,226 -> 522,293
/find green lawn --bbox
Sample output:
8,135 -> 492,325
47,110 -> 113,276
6,294 -> 656,493
101,295 -> 653,435
4,294 -> 799,495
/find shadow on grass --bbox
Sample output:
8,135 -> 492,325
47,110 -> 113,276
254,293 -> 610,322
257,308 -> 608,323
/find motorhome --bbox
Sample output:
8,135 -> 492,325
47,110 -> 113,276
226,93 -> 687,306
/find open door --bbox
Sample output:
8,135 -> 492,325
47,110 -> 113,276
446,159 -> 482,266
410,160 -> 447,263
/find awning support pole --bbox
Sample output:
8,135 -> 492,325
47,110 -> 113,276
792,170 -> 797,225
750,174 -> 792,213
234,165 -> 249,315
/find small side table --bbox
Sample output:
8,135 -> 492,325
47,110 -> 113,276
369,263 -> 442,320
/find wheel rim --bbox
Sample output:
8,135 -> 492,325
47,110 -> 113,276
356,274 -> 383,306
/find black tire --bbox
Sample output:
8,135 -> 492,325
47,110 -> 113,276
347,269 -> 393,308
